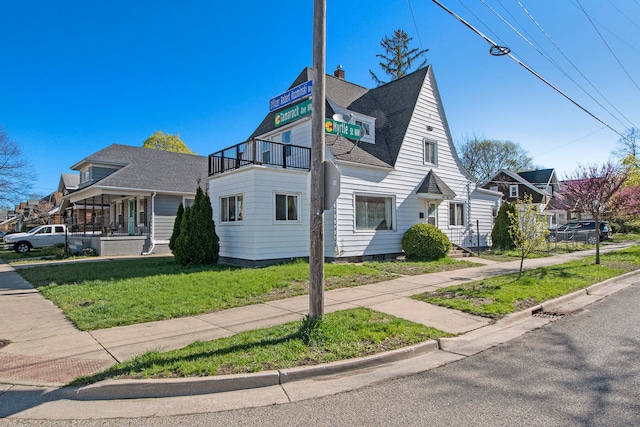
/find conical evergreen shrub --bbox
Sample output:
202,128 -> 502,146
168,203 -> 184,252
492,202 -> 518,250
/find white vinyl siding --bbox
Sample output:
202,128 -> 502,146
208,167 -> 310,261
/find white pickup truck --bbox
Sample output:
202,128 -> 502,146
2,224 -> 68,253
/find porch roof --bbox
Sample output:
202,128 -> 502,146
416,170 -> 456,200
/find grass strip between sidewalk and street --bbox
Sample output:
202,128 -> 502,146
13,257 -> 478,331
413,246 -> 640,319
69,308 -> 452,385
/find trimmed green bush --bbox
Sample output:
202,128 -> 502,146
402,223 -> 451,260
492,202 -> 517,250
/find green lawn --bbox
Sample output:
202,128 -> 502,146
16,257 -> 478,330
414,246 -> 640,318
70,308 -> 451,385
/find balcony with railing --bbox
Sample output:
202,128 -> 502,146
209,139 -> 311,176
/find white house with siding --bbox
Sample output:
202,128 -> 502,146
208,66 -> 502,266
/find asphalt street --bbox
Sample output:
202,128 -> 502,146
3,278 -> 639,426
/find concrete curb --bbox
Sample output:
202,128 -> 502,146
71,340 -> 440,399
586,269 -> 640,294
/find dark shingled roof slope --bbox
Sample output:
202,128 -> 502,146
249,66 -> 431,169
73,144 -> 209,194
416,170 -> 456,199
518,169 -> 555,187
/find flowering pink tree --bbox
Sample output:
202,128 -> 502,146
558,162 -> 627,264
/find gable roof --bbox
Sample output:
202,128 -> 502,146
416,170 -> 456,199
70,144 -> 208,194
518,168 -> 559,192
483,169 -> 551,198
249,66 -> 432,169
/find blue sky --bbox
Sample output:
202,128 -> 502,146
2,1 -> 639,198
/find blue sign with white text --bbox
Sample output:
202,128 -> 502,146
269,80 -> 313,111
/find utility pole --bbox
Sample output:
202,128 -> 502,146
309,0 -> 326,321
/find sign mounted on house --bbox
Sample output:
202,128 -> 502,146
274,99 -> 312,127
324,119 -> 361,140
269,80 -> 313,111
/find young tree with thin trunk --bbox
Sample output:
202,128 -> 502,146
508,195 -> 549,278
558,162 -> 627,264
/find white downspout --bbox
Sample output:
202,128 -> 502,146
142,192 -> 156,255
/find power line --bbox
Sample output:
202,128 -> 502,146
531,126 -> 607,158
430,0 -> 628,141
514,0 -> 637,130
407,0 -> 427,61
455,0 -> 506,46
574,0 -> 640,95
605,0 -> 640,31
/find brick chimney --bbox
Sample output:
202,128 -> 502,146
334,65 -> 345,80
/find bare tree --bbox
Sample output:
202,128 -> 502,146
0,126 -> 35,207
612,128 -> 639,166
456,134 -> 536,183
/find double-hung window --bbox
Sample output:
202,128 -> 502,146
355,195 -> 394,230
424,139 -> 438,165
275,193 -> 299,222
449,202 -> 464,226
221,195 -> 243,222
509,185 -> 519,198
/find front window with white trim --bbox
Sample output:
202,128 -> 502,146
220,195 -> 243,222
509,185 -> 519,198
275,193 -> 299,222
424,139 -> 438,165
449,202 -> 465,226
355,195 -> 394,231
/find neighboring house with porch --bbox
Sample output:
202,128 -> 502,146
481,168 -> 564,227
62,144 -> 208,256
208,65 -> 502,266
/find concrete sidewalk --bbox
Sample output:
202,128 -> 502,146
0,242 -> 637,390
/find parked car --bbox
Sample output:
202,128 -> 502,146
2,224 -> 68,253
547,220 -> 612,244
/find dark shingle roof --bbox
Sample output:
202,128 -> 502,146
73,144 -> 209,194
416,170 -> 456,199
249,66 -> 431,169
518,169 -> 555,186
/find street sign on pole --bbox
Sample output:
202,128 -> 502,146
274,99 -> 312,127
269,80 -> 313,112
324,119 -> 361,140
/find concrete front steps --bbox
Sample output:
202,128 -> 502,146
449,244 -> 474,259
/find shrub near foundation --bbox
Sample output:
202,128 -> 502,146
402,223 -> 451,260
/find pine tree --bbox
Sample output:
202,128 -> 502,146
168,203 -> 184,252
173,187 -> 219,266
370,29 -> 428,86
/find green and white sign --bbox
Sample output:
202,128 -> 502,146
274,99 -> 312,127
324,119 -> 361,140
